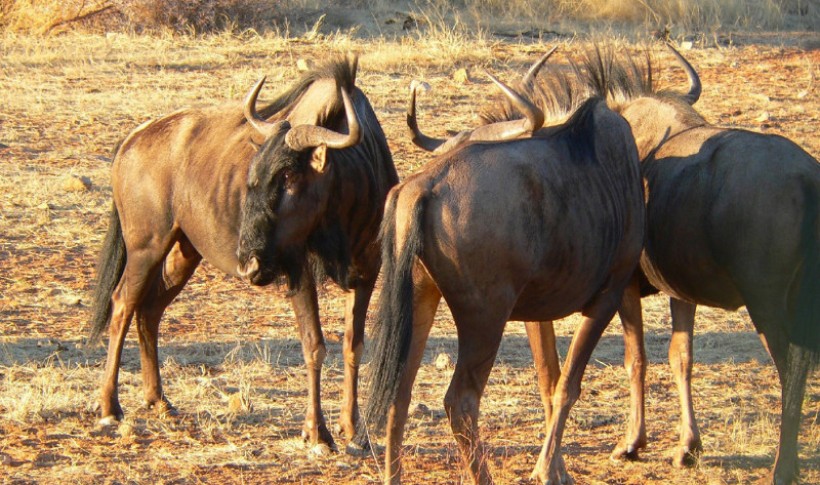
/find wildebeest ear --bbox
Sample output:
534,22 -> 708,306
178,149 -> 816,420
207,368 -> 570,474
310,145 -> 328,173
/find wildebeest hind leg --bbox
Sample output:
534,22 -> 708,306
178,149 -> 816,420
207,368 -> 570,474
525,321 -> 568,480
444,312 -> 506,485
99,247 -> 168,426
611,278 -> 647,461
748,304 -> 803,485
533,295 -> 621,485
135,236 -> 201,417
668,298 -> 702,467
383,270 -> 440,483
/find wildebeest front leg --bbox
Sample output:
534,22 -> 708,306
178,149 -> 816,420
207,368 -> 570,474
290,277 -> 334,450
525,321 -> 569,481
668,298 -> 702,467
99,250 -> 165,426
611,278 -> 647,460
135,238 -> 201,417
338,277 -> 376,442
533,297 -> 620,485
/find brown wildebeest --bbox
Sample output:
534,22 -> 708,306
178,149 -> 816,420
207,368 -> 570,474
523,45 -> 819,484
356,71 -> 645,484
88,56 -> 398,451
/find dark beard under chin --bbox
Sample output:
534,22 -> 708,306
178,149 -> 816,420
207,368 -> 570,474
264,219 -> 352,296
257,246 -> 305,295
306,218 -> 351,291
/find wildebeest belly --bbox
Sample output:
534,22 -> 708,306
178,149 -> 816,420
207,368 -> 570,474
639,252 -> 744,310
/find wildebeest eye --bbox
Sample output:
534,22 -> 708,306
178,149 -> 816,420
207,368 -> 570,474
282,170 -> 301,191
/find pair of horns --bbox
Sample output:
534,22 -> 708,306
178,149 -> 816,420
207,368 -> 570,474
244,77 -> 361,151
408,48 -> 556,154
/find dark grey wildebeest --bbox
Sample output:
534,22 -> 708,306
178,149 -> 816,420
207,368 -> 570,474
88,56 -> 398,451
521,45 -> 818,484
357,72 -> 645,484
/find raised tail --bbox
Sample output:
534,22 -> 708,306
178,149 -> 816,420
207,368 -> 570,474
353,190 -> 427,447
87,204 -> 126,345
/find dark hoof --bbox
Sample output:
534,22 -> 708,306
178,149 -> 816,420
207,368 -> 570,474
345,439 -> 375,457
145,399 -> 178,419
98,414 -> 122,427
610,443 -> 641,462
307,442 -> 335,457
302,425 -> 338,453
672,446 -> 701,468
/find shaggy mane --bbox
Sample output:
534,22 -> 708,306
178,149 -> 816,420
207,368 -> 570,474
480,44 -> 695,126
256,55 -> 358,121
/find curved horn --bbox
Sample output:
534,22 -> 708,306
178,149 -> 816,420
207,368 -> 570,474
406,80 -> 447,152
244,77 -> 289,138
285,88 -> 362,151
463,71 -> 544,142
665,42 -> 702,105
521,45 -> 558,86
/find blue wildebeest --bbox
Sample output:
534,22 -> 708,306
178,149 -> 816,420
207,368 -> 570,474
356,69 -> 645,484
88,56 -> 398,451
524,44 -> 819,484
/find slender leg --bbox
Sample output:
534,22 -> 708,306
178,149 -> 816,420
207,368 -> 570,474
135,237 -> 201,416
339,276 -> 376,441
385,268 -> 441,485
526,321 -> 560,425
611,277 -> 647,460
98,248 -> 166,425
444,318 -> 506,485
525,321 -> 568,481
532,293 -> 621,484
290,273 -> 334,449
752,309 -> 804,485
668,298 -> 701,467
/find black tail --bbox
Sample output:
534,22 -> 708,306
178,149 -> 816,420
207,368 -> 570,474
791,183 -> 819,362
88,204 -> 126,345
354,191 -> 427,446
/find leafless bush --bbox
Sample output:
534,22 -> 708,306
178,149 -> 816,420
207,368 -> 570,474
0,0 -> 278,34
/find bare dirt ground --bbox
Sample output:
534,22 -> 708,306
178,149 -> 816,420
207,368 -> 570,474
0,23 -> 818,484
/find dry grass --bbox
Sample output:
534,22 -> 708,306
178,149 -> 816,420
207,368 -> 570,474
1,20 -> 819,485
2,0 -> 819,37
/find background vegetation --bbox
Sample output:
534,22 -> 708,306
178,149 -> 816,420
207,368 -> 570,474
1,0 -> 818,37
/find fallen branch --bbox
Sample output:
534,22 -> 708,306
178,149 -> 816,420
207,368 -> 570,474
44,3 -> 114,35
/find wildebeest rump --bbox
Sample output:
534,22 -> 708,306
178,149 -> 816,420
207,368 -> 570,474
88,56 -> 398,450
525,45 -> 819,484
358,73 -> 645,484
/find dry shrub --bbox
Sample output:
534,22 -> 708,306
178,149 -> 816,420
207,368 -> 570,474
117,0 -> 273,34
0,0 -> 276,34
419,0 -> 817,33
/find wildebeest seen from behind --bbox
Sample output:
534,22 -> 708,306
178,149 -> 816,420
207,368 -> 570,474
358,72 -> 645,484
88,56 -> 398,451
526,44 -> 818,484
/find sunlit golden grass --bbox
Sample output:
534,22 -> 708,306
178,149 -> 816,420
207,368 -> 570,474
0,23 -> 818,484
